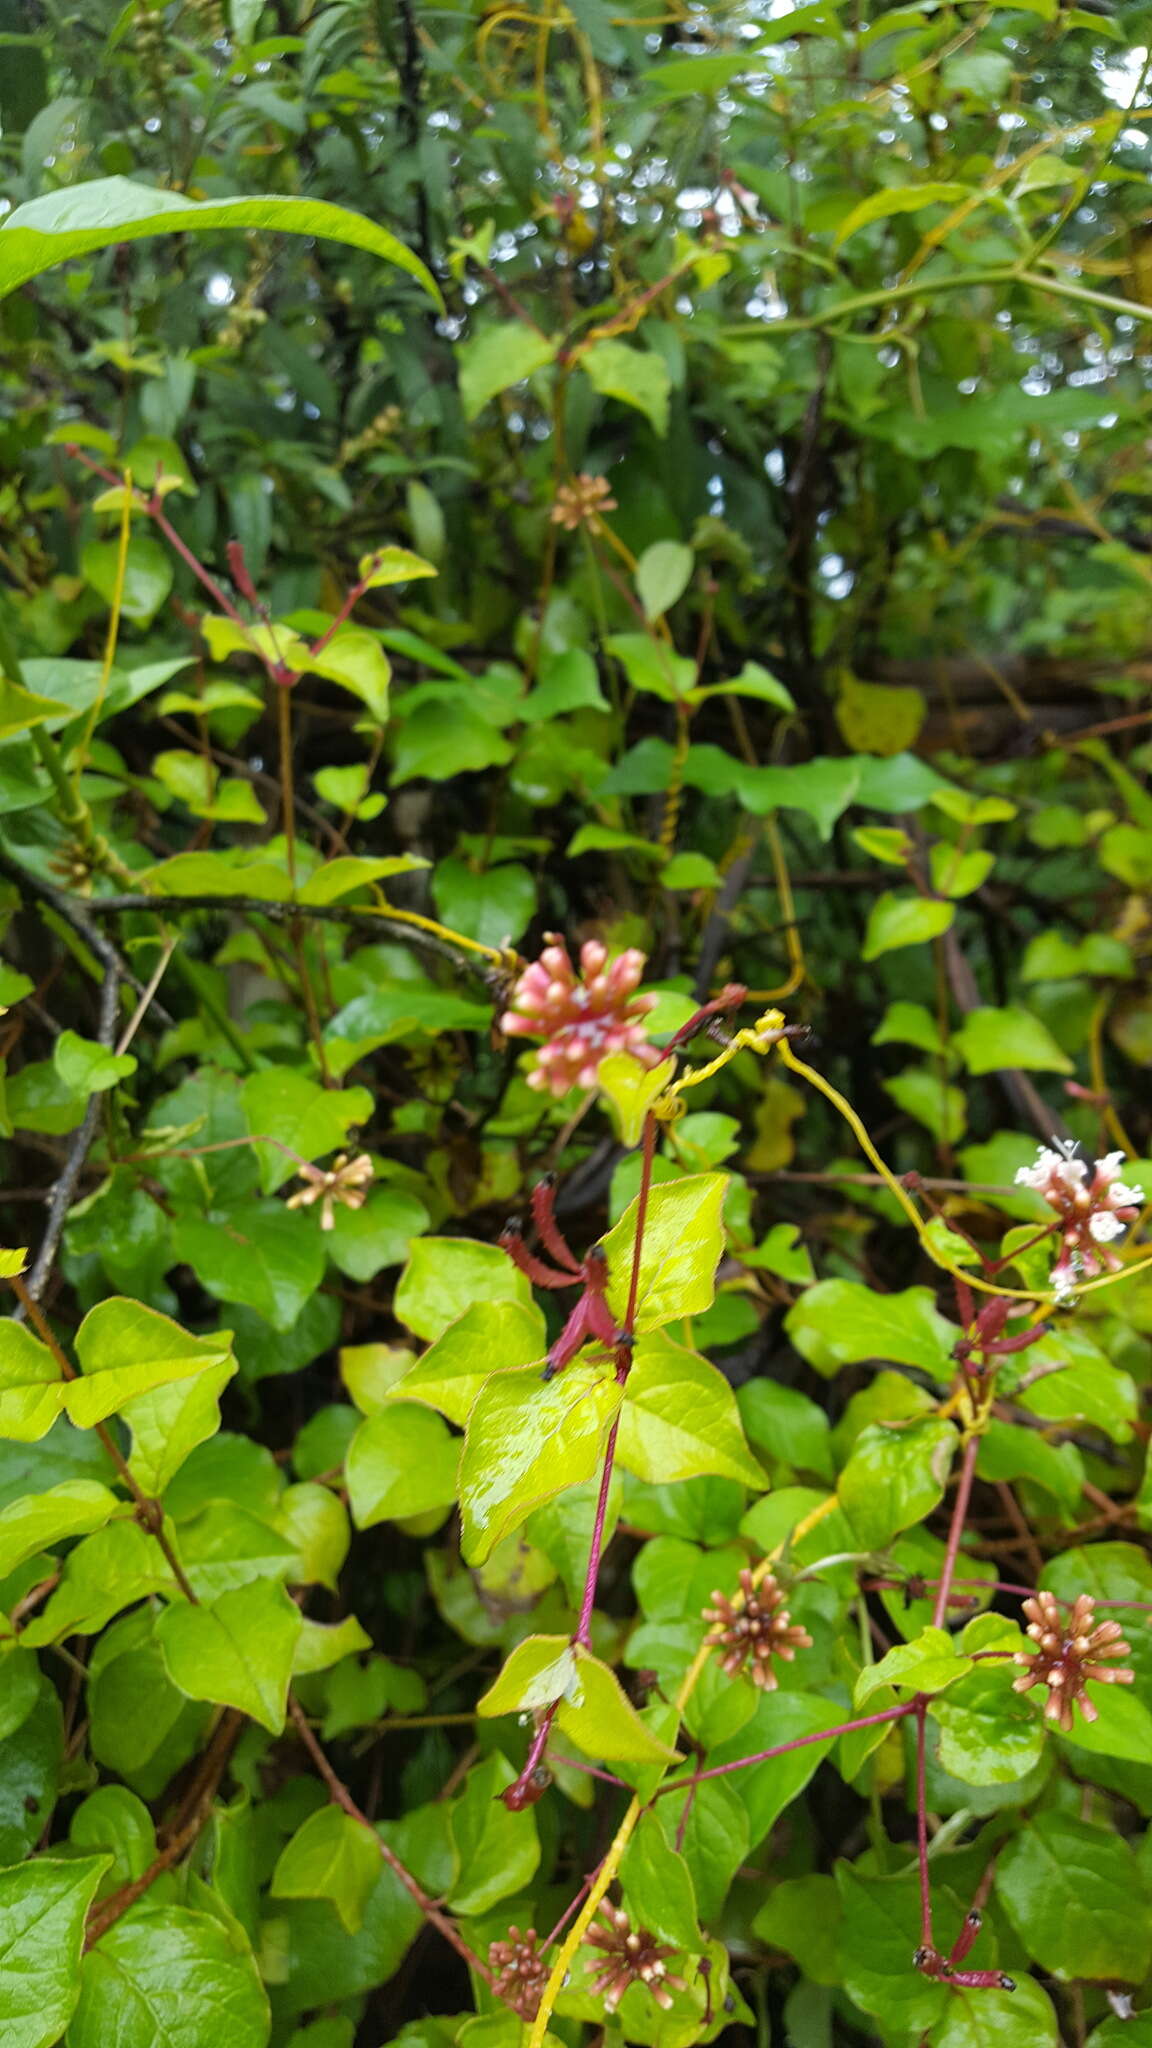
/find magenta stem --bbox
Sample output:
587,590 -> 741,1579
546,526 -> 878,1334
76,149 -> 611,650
574,1413 -> 622,1649
309,577 -> 368,658
655,1701 -> 917,1797
932,1434 -> 980,1630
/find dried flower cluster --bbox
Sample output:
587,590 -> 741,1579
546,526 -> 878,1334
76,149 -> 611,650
703,1567 -> 812,1690
285,1152 -> 373,1231
1014,1142 -> 1144,1298
1012,1591 -> 1134,1731
489,1926 -> 549,2019
500,935 -> 659,1096
550,472 -> 617,530
585,1903 -> 686,2012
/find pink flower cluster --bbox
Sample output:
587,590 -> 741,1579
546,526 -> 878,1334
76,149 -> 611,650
500,935 -> 660,1096
1014,1142 -> 1144,1299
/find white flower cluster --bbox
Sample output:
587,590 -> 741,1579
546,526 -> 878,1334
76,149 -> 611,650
1014,1141 -> 1145,1298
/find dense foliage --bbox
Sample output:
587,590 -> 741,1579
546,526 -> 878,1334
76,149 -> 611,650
4,3 -> 1152,2045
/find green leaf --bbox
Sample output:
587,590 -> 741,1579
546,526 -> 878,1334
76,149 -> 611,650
357,545 -> 437,589
324,1189 -> 429,1285
21,1520 -> 176,1644
394,1238 -> 532,1342
392,1300 -> 547,1426
862,892 -> 955,960
70,1903 -> 270,2048
0,1854 -> 111,2048
618,1332 -> 763,1487
996,1812 -> 1152,1980
698,660 -> 794,712
935,1975 -> 1059,2048
477,1634 -> 580,1718
69,1300 -> 234,1428
458,322 -> 556,419
597,1053 -> 676,1147
172,1203 -> 326,1332
345,1404 -> 459,1528
582,340 -> 671,435
82,532 -> 173,626
836,1865 -> 949,2036
1060,1682 -> 1152,1766
833,180 -> 972,247
603,633 -> 696,702
752,1873 -> 842,1986
241,1069 -> 372,1192
838,1418 -> 956,1550
602,1173 -> 728,1333
272,1804 -> 383,1933
156,1578 -> 303,1732
0,175 -> 438,302
732,756 -> 860,838
0,1479 -> 119,1580
448,1753 -> 541,1914
560,1644 -> 680,1763
1022,930 -> 1132,982
308,626 -> 392,724
274,1483 -> 349,1590
952,1005 -> 1075,1075
0,675 -> 74,740
872,1000 -> 946,1055
933,1665 -> 1047,1785
706,1691 -> 842,1841
738,1378 -> 832,1481
786,1280 -> 956,1379
855,1627 -> 972,1708
122,1360 -> 237,1497
295,856 -> 427,907
0,1651 -> 40,1745
635,541 -> 694,621
0,1321 -> 65,1442
459,1360 -> 623,1564
431,859 -> 536,949
53,1031 -> 136,1095
292,1614 -> 373,1678
621,1810 -> 699,1950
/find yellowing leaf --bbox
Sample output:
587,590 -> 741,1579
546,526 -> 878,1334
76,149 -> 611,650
602,1173 -> 728,1333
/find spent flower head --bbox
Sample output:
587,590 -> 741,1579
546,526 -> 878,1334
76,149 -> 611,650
488,1926 -> 549,2020
703,1567 -> 812,1690
500,934 -> 659,1096
551,472 -> 617,530
1014,1141 -> 1144,1298
585,1902 -> 687,2013
285,1152 -> 374,1231
1012,1590 -> 1134,1732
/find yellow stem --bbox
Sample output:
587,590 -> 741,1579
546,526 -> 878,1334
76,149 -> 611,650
526,1494 -> 840,2048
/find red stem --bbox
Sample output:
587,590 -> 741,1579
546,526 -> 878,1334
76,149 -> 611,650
655,1701 -> 917,1797
574,1413 -> 621,1648
932,1434 -> 980,1630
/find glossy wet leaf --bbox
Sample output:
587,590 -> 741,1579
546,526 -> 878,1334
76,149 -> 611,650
394,1238 -> 532,1343
392,1300 -> 547,1426
617,1332 -> 764,1487
602,1174 -> 728,1333
459,1360 -> 622,1565
0,1854 -> 110,2048
838,1417 -> 957,1549
70,1903 -> 270,2048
